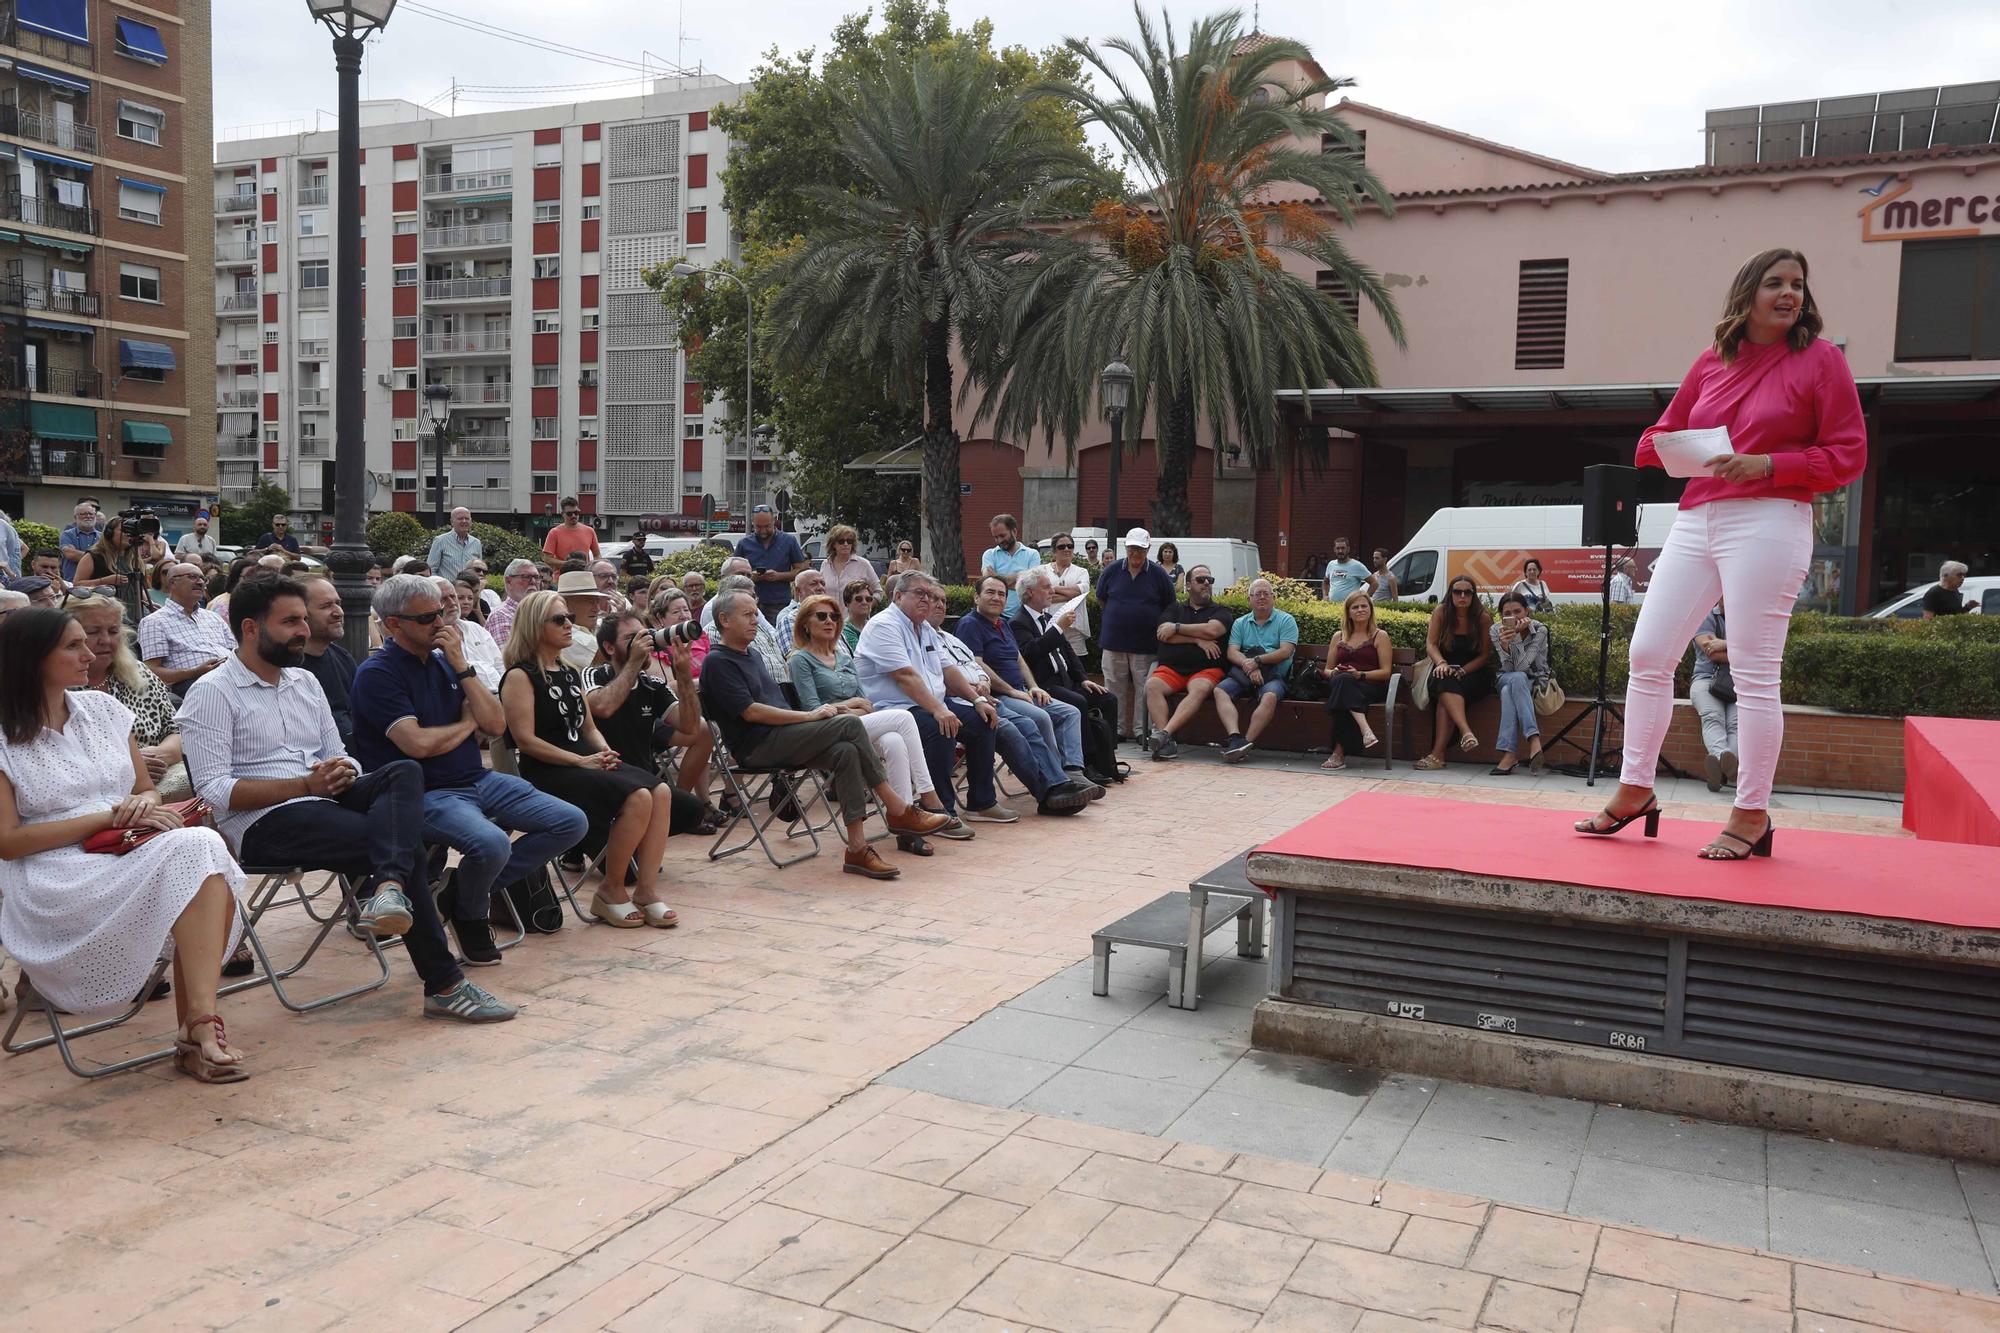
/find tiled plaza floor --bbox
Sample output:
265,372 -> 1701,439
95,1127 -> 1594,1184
2,745 -> 1985,1331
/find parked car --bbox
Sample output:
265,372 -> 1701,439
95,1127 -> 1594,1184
1386,503 -> 1680,605
1866,577 -> 1998,618
600,536 -> 708,568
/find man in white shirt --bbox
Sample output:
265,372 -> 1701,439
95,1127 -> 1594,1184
174,514 -> 219,561
139,562 -> 235,691
1610,556 -> 1636,605
425,508 -> 484,581
774,567 -> 828,651
177,574 -> 517,1023
435,576 -> 504,690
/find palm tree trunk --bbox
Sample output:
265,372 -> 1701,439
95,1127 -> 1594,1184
921,318 -> 965,584
1152,380 -> 1196,537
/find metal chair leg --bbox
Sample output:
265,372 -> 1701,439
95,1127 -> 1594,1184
227,869 -> 392,1013
3,959 -> 178,1079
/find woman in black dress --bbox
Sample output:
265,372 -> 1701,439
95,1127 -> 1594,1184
1415,575 -> 1494,770
498,590 -> 679,929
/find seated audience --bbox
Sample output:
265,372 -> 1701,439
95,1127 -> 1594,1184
586,608 -> 716,829
647,588 -> 710,676
1690,600 -> 1739,791
486,558 -> 541,646
774,566 -> 828,650
179,576 -> 516,1023
703,571 -> 786,676
1014,568 -> 1119,779
1143,564 -> 1235,760
298,576 -> 358,747
73,595 -> 191,803
350,574 -> 587,967
1320,591 -> 1393,771
698,558 -> 753,637
208,558 -> 257,625
1216,577 -> 1300,762
702,587 -> 948,877
958,576 -> 1099,798
928,590 -> 1091,815
436,576 -> 504,691
1488,591 -> 1551,775
0,608 -> 247,1081
7,575 -> 59,610
139,562 -> 235,694
820,525 -> 880,600
857,572 -> 1015,824
30,548 -> 68,602
551,570 -> 608,672
500,592 -> 680,928
1416,575 -> 1495,770
454,572 -> 489,624
590,559 -> 630,614
840,578 -> 874,652
465,559 -> 501,614
790,592 -> 962,853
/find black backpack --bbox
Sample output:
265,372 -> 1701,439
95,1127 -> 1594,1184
499,867 -> 565,934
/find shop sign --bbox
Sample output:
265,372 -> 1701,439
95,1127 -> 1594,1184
1859,175 -> 2000,242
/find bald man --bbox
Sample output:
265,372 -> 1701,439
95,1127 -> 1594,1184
426,507 -> 483,580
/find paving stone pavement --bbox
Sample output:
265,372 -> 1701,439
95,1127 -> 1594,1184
1,747 -> 1980,1331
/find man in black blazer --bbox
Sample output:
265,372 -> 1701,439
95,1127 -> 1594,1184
1015,567 -> 1120,783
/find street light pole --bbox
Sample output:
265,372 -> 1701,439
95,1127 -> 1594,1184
424,381 -> 452,528
1100,357 -> 1133,539
308,0 -> 400,661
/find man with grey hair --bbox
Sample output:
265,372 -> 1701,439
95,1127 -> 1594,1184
0,587 -> 28,623
680,569 -> 709,624
434,575 -> 504,690
486,558 -> 541,647
590,558 -> 630,614
703,570 -> 785,675
426,507 -> 483,580
1923,561 -> 1975,618
774,566 -> 828,648
699,557 -> 755,638
139,561 -> 234,692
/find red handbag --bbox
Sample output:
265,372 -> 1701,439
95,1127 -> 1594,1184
83,797 -> 213,856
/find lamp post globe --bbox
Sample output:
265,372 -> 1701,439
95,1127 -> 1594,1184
305,0 -> 399,36
1099,357 -> 1133,539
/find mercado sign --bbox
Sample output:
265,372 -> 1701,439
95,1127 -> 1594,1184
1858,174 -> 2000,242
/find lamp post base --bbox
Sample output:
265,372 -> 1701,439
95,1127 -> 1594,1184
322,539 -> 375,663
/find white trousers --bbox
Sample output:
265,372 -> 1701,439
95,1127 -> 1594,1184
1619,498 -> 1812,810
860,708 -> 934,806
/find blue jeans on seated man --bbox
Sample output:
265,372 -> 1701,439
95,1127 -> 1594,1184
996,694 -> 1084,772
1495,670 -> 1541,755
992,704 -> 1065,798
421,770 -> 588,923
907,699 -> 998,814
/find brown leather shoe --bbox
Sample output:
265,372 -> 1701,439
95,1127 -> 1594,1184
843,847 -> 901,880
885,806 -> 951,836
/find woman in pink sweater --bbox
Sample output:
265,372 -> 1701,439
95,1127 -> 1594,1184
1576,248 -> 1865,860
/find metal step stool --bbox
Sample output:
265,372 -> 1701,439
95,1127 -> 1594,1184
1091,852 -> 1267,1010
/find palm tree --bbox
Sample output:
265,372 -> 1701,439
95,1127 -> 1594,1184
763,45 -> 1099,583
973,6 -> 1405,536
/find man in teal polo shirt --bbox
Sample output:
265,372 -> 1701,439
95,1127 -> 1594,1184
980,513 -> 1040,620
1217,577 -> 1299,762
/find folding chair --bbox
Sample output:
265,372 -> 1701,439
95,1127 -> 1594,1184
2,957 -> 177,1080
224,865 -> 392,1012
703,721 -> 841,869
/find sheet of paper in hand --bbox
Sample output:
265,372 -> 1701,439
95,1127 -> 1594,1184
1651,426 -> 1734,478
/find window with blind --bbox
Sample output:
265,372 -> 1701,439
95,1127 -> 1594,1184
1515,259 -> 1570,370
1895,237 -> 2000,361
1315,270 -> 1361,324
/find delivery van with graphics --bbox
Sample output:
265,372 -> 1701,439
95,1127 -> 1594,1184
1384,504 -> 1680,605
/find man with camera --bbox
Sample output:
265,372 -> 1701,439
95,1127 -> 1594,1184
586,609 -> 713,826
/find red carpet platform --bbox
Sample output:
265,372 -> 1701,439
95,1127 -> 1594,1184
1254,790 -> 2000,929
1905,717 -> 2000,848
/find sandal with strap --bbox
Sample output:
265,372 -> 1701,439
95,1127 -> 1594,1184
176,1015 -> 249,1084
1574,794 -> 1661,839
1699,816 -> 1774,861
589,894 -> 646,929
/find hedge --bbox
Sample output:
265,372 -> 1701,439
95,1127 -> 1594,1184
14,519 -> 59,555
908,586 -> 1997,719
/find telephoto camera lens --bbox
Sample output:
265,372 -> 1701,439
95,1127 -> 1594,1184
660,619 -> 704,646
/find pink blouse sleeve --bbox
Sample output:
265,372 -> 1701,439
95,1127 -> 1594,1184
1770,342 -> 1867,494
1635,351 -> 1710,470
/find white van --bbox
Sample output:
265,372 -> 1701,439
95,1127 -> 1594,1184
1386,504 -> 1680,605
1145,537 -> 1262,589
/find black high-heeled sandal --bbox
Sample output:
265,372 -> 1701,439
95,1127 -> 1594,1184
1699,816 -> 1774,860
1574,794 -> 1661,839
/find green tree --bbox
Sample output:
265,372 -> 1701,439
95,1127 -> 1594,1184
762,44 -> 1099,581
973,7 -> 1405,535
366,511 -> 427,564
219,480 -> 293,546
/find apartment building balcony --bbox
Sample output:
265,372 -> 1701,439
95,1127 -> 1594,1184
218,292 -> 258,317
2,190 -> 97,237
218,342 -> 259,367
431,381 -> 512,407
0,4 -> 90,65
38,442 -> 99,477
215,191 -> 258,216
422,275 -> 511,303
424,221 -> 511,250
296,338 -> 328,359
0,106 -> 97,154
214,240 -> 258,265
0,361 -> 101,396
217,389 -> 260,409
295,387 -> 328,407
452,417 -> 511,441
298,288 -> 330,310
296,187 -> 329,207
0,277 -> 98,317
420,483 -> 508,509
447,437 -> 510,457
724,435 -> 781,461
421,330 -> 511,356
297,439 -> 329,459
423,169 -> 512,196
219,484 -> 254,505
216,434 -> 260,459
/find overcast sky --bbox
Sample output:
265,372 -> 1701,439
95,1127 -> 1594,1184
218,1 -> 2000,173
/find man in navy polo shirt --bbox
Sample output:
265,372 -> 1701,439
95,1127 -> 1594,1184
351,574 -> 587,967
733,505 -> 807,623
957,575 -> 1096,795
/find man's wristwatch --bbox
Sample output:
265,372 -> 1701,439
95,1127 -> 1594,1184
454,665 -> 477,681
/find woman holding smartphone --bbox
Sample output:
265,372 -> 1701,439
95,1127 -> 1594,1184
1488,592 -> 1550,775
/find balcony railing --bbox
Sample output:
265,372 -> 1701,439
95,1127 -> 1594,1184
423,276 -> 511,302
297,338 -> 328,358
214,240 -> 258,263
216,192 -> 258,215
220,485 -> 255,505
297,439 -> 329,458
39,443 -> 100,477
217,434 -> 260,459
454,419 -> 512,440
296,187 -> 329,207
432,382 -> 512,405
448,438 -> 510,457
0,106 -> 97,154
298,288 -> 330,309
424,222 -> 512,249
218,343 -> 259,365
218,292 -> 258,315
421,330 -> 511,355
0,5 -> 90,65
424,170 -> 512,195
2,190 -> 98,236
217,389 -> 260,409
296,387 -> 328,407
0,278 -> 98,316
0,362 -> 100,396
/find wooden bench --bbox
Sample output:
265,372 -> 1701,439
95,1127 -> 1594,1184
1169,644 -> 1419,768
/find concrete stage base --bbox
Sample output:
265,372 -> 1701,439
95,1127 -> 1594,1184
1253,998 -> 2000,1166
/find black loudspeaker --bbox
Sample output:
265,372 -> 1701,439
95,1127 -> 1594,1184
1581,464 -> 1640,548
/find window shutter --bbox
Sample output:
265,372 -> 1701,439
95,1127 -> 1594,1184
1515,259 -> 1570,370
1315,270 -> 1360,324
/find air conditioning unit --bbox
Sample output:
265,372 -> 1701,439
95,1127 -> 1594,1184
465,208 -> 483,222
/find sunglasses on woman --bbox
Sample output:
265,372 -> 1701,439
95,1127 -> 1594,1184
547,613 -> 575,626
810,610 -> 840,622
1053,543 -> 1073,551
1451,587 -> 1475,597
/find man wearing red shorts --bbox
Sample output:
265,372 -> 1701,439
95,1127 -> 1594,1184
1143,565 -> 1234,760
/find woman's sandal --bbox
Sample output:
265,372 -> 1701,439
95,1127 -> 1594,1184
1361,733 -> 1381,751
1414,755 -> 1445,771
589,894 -> 646,929
634,900 -> 679,928
1699,816 -> 1774,861
175,1015 -> 249,1084
1529,746 -> 1547,775
1458,731 -> 1480,752
1574,794 -> 1661,839
1320,756 -> 1347,771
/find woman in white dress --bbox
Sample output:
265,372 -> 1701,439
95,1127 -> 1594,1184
0,609 -> 247,1082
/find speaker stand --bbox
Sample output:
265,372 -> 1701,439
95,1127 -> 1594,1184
1544,543 -> 1622,786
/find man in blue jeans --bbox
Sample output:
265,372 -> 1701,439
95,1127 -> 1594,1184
351,574 -> 586,967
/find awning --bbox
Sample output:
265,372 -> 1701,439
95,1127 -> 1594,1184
17,0 -> 90,45
120,420 -> 173,448
114,17 -> 166,64
26,315 -> 89,333
116,176 -> 166,195
29,402 -> 95,441
23,147 -> 91,173
24,232 -> 90,255
1281,373 -> 2000,418
453,192 -> 512,205
116,98 -> 163,120
0,229 -> 20,245
13,61 -> 90,94
844,436 -> 924,474
119,339 -> 176,371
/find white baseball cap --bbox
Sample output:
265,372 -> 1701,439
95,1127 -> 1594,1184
1122,527 -> 1151,548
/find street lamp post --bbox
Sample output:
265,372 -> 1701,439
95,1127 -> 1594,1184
670,262 -> 752,520
307,0 -> 400,661
1099,357 -> 1133,538
424,381 -> 452,528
